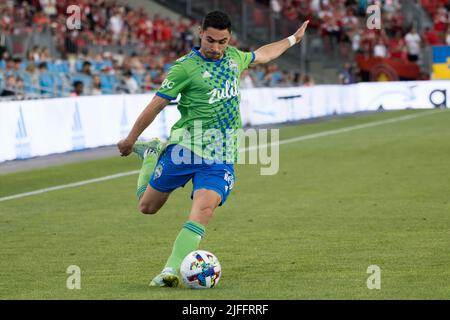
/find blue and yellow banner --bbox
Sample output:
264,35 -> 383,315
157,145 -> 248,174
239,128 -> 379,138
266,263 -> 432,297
432,46 -> 450,80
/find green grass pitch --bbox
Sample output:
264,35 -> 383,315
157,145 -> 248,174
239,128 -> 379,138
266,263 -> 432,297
0,109 -> 449,299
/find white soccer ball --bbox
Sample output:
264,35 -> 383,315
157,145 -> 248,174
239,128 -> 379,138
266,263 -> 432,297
180,250 -> 221,289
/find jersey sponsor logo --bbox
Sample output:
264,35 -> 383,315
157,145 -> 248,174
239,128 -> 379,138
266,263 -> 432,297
161,79 -> 175,90
208,79 -> 240,104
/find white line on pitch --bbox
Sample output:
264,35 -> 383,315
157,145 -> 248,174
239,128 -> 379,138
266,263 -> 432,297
245,109 -> 445,151
0,170 -> 139,202
0,109 -> 444,203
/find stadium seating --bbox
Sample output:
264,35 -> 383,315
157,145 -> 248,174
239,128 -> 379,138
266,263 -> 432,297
0,0 -> 443,100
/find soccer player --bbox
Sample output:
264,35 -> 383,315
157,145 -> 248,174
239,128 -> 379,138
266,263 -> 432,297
117,11 -> 309,287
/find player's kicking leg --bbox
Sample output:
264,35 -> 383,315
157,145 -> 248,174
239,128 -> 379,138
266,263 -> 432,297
133,138 -> 172,215
149,189 -> 221,288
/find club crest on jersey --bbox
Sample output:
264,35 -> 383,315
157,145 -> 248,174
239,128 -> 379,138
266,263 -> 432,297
208,79 -> 239,104
229,59 -> 239,73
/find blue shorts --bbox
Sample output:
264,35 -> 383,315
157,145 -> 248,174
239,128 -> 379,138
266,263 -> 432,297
149,144 -> 235,206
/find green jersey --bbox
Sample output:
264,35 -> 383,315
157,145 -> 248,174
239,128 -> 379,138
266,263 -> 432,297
156,46 -> 255,163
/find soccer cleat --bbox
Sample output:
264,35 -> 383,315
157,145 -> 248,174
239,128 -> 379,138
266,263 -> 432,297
149,267 -> 180,288
132,138 -> 163,160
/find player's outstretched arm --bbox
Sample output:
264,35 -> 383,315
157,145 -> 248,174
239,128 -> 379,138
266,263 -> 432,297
251,20 -> 309,66
117,95 -> 170,156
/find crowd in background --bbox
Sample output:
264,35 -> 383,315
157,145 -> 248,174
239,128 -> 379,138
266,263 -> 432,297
264,0 -> 450,62
0,0 -> 316,99
2,0 -> 449,99
420,0 -> 450,45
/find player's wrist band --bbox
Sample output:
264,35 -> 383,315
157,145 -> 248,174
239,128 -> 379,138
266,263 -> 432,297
287,35 -> 296,47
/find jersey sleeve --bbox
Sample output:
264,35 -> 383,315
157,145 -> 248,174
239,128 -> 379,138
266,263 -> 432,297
236,49 -> 255,72
156,63 -> 191,100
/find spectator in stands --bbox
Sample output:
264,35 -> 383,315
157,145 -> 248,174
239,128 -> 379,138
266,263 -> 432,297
342,7 -> 360,35
432,6 -> 448,34
12,57 -> 23,71
129,53 -> 146,75
38,62 -> 54,96
81,61 -> 93,76
106,59 -> 120,76
0,6 -> 13,34
241,70 -> 256,88
338,63 -> 354,85
282,71 -> 296,86
270,0 -> 282,19
0,75 -> 16,96
142,74 -> 155,92
26,50 -> 35,62
40,47 -> 51,62
32,8 -> 50,32
405,26 -> 422,62
383,0 -> 402,14
388,30 -> 407,60
423,26 -> 443,45
301,74 -> 315,87
264,64 -> 283,87
319,3 -> 342,53
373,38 -> 388,58
390,9 -> 405,36
25,62 -> 39,89
292,72 -> 302,86
310,0 -> 321,15
91,75 -> 102,95
71,80 -> 84,97
3,57 -> 14,72
123,70 -> 139,94
64,32 -> 78,58
152,14 -> 164,41
360,27 -> 378,56
109,7 -> 125,42
113,50 -> 125,68
252,65 -> 266,85
30,46 -> 41,62
446,26 -> 450,45
40,0 -> 57,18
15,77 -> 25,100
351,30 -> 362,53
0,44 -> 7,60
179,18 -> 196,50
283,2 -> 299,21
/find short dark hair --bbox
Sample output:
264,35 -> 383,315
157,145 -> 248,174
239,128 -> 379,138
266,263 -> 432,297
202,11 -> 231,32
